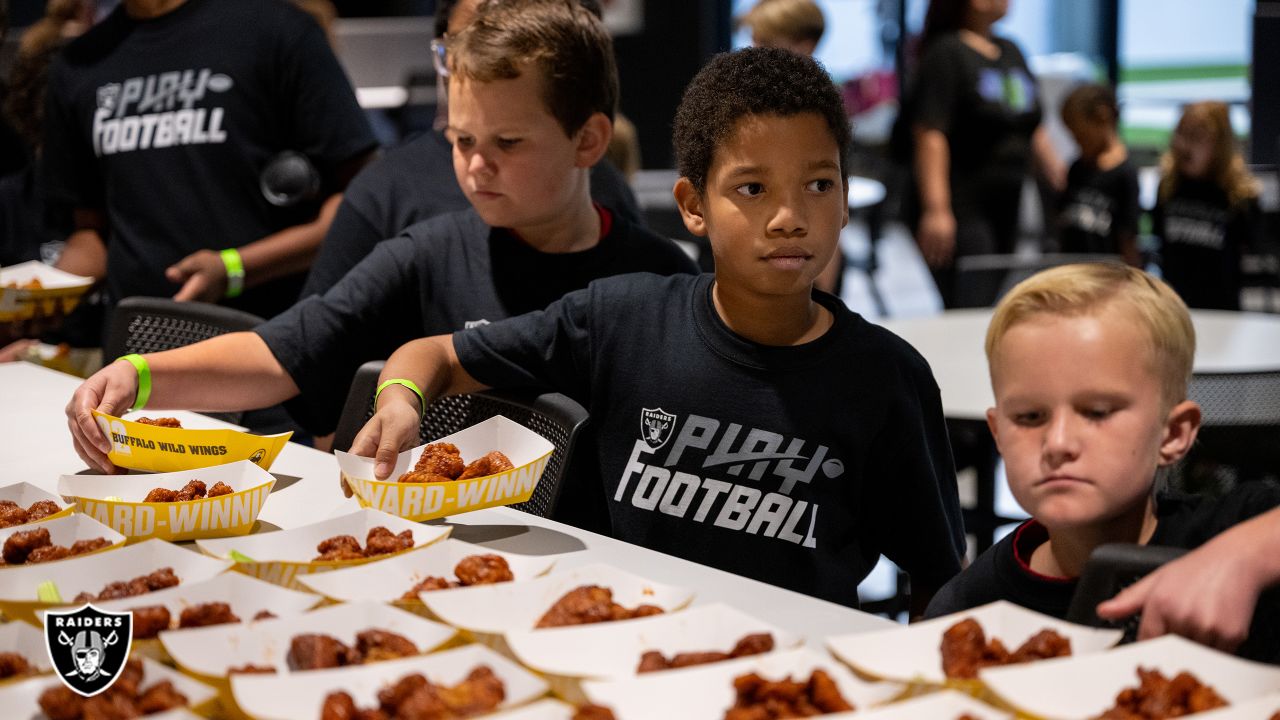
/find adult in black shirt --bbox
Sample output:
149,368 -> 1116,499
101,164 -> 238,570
441,273 -> 965,608
924,481 -> 1280,664
41,0 -> 377,321
907,0 -> 1064,306
301,129 -> 641,299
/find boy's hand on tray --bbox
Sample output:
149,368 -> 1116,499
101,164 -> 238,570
350,388 -> 422,480
65,359 -> 138,474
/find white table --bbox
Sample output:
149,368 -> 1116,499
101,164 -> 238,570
881,309 -> 1280,422
0,362 -> 892,644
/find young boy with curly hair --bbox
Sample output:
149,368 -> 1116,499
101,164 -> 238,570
925,263 -> 1280,662
354,46 -> 965,610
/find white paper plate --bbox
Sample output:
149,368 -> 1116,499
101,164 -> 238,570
0,621 -> 53,677
581,647 -> 902,720
59,460 -> 276,542
160,599 -> 458,679
981,635 -> 1280,720
231,642 -> 548,720
196,508 -> 450,589
0,655 -> 216,719
420,562 -> 694,635
0,483 -> 73,529
0,538 -> 232,623
296,537 -> 558,606
507,601 -> 801,682
852,689 -> 1013,719
827,600 -> 1122,685
0,514 -> 126,568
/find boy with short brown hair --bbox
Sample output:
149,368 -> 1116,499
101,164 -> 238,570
354,47 -> 965,610
926,263 -> 1280,663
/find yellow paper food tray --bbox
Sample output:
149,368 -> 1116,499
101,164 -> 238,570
0,538 -> 232,623
0,482 -> 73,528
505,601 -> 802,703
195,508 -> 449,590
826,600 -> 1122,690
296,537 -> 558,614
335,415 -> 555,521
419,561 -> 694,650
59,460 -> 276,542
0,513 -> 126,568
581,647 -> 903,720
0,655 -> 216,719
91,410 -> 291,472
37,570 -> 323,665
979,634 -> 1280,720
0,261 -> 93,323
0,621 -> 53,684
231,642 -> 548,720
852,689 -> 1013,719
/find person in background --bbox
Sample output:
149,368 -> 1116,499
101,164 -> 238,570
908,0 -> 1065,307
41,0 -> 377,324
346,47 -> 964,611
925,263 -> 1279,664
736,0 -> 846,296
1057,83 -> 1140,265
1155,101 -> 1262,311
300,0 -> 642,300
65,0 -> 695,471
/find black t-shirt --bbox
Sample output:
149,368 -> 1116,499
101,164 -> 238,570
0,166 -> 50,266
300,129 -> 642,298
924,481 -> 1280,663
453,272 -> 965,607
1155,178 -> 1261,311
41,0 -> 377,318
1058,157 -> 1140,255
912,33 -> 1041,192
255,207 -> 696,436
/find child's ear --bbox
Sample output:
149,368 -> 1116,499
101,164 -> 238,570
573,112 -> 613,169
986,406 -> 1002,453
1157,400 -> 1202,466
673,177 -> 708,237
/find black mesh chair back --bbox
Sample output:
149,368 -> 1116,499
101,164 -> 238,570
1175,371 -> 1280,489
1066,543 -> 1187,638
103,297 -> 264,425
333,360 -> 589,519
953,253 -> 1123,308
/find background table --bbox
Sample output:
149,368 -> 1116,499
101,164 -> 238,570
0,362 -> 892,645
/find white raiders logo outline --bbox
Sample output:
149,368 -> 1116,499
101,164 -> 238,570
640,407 -> 677,450
44,604 -> 134,697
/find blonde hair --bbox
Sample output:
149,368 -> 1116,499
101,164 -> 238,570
738,0 -> 825,46
1159,101 -> 1260,208
986,263 -> 1195,408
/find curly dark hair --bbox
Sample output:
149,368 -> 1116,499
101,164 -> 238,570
673,47 -> 851,193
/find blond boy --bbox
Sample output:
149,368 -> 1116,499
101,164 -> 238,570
925,263 -> 1280,663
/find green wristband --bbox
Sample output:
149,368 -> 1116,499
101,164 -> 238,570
376,378 -> 425,418
118,353 -> 152,411
220,248 -> 245,299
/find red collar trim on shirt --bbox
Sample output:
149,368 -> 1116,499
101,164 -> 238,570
505,204 -> 612,246
1012,520 -> 1076,583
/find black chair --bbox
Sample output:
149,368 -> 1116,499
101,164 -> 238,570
103,297 -> 265,425
1174,370 -> 1280,492
1066,543 -> 1187,639
332,360 -> 589,519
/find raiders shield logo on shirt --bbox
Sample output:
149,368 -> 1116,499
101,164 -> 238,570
640,408 -> 676,450
44,605 -> 133,697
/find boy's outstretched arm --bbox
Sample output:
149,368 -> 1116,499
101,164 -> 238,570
349,335 -> 488,480
1096,505 -> 1280,651
65,332 -> 300,474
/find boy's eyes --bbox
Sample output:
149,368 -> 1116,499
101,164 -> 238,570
806,178 -> 836,192
452,135 -> 475,149
735,182 -> 765,198
497,137 -> 522,150
733,178 -> 836,197
1012,411 -> 1045,426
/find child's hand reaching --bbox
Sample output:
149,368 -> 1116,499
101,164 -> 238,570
1096,506 -> 1280,652
349,384 -> 423,480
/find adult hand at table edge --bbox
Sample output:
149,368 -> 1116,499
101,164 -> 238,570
64,360 -> 138,474
349,393 -> 422,481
